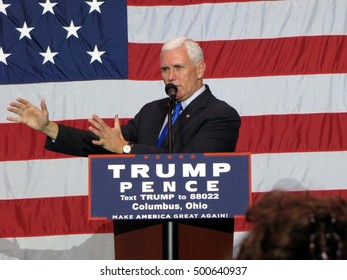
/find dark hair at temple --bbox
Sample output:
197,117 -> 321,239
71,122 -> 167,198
236,190 -> 347,260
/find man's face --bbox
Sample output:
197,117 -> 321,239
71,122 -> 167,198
160,46 -> 205,102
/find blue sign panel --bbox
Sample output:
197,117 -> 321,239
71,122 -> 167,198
89,153 -> 251,220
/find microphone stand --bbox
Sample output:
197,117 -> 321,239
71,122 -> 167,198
167,95 -> 176,151
163,95 -> 179,260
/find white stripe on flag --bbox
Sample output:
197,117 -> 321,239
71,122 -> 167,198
2,73 -> 347,123
128,0 -> 347,42
2,151 -> 347,200
0,234 -> 115,260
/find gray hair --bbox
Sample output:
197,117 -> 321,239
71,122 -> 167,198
161,37 -> 204,66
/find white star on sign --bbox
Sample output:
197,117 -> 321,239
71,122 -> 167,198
16,22 -> 35,40
0,47 -> 11,65
39,0 -> 58,15
39,46 -> 58,64
85,0 -> 104,14
63,20 -> 82,39
87,45 -> 105,63
0,0 -> 11,15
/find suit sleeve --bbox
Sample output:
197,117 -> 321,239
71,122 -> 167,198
45,124 -> 112,157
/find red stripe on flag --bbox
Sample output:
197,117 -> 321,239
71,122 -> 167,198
2,190 -> 347,238
0,196 -> 113,238
2,113 -> 347,161
0,119 -> 132,161
128,36 -> 347,80
236,113 -> 347,154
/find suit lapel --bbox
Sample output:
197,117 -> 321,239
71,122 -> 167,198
174,86 -> 212,130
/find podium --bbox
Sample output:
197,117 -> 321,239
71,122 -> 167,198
89,153 -> 250,260
113,219 -> 234,260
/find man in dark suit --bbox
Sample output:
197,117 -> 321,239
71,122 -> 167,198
7,37 -> 240,156
7,38 -> 241,260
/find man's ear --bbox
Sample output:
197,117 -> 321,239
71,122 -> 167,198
196,61 -> 206,79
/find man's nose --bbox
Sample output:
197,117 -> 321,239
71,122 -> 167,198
168,69 -> 176,81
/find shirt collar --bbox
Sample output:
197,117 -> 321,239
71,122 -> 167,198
180,84 -> 206,110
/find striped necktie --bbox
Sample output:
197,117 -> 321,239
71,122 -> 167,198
156,102 -> 182,147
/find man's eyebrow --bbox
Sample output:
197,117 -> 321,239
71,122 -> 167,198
161,63 -> 184,68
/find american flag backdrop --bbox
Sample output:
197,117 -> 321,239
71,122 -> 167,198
1,0 -> 347,259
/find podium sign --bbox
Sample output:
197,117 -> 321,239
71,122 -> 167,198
89,153 -> 251,220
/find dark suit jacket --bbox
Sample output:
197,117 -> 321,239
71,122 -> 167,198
45,85 -> 241,156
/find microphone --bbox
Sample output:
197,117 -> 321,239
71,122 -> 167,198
165,83 -> 177,111
165,83 -> 178,97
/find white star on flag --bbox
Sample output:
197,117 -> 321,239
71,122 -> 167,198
63,20 -> 82,39
86,0 -> 104,14
0,0 -> 11,15
0,47 -> 11,65
39,0 -> 58,15
87,45 -> 105,63
39,46 -> 58,64
16,22 -> 35,40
